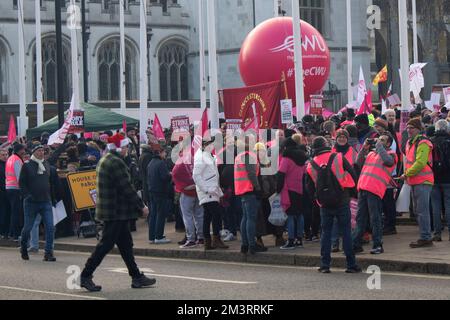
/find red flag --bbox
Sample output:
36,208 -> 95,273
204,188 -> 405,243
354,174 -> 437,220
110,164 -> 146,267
7,115 -> 17,144
221,80 -> 283,129
201,108 -> 209,136
357,90 -> 373,115
243,117 -> 258,132
122,120 -> 127,133
153,114 -> 165,141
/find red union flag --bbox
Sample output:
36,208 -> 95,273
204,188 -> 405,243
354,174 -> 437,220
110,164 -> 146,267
221,80 -> 283,129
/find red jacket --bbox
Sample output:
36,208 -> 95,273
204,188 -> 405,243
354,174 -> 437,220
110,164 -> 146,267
172,162 -> 197,197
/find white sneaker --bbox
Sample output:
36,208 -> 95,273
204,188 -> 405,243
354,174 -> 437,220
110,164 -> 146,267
220,229 -> 230,238
154,238 -> 171,244
223,233 -> 235,242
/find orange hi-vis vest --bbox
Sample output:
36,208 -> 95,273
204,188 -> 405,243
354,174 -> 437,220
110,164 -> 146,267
5,154 -> 23,189
307,152 -> 355,189
405,137 -> 434,186
332,146 -> 357,166
358,149 -> 398,199
234,151 -> 260,196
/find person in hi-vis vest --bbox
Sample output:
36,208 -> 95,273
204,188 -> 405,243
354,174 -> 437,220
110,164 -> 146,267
352,134 -> 398,255
400,118 -> 435,249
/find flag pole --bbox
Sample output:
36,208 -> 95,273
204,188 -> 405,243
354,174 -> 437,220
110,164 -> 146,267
198,0 -> 207,112
139,0 -> 149,142
119,0 -> 126,112
206,0 -> 219,130
18,0 -> 28,136
292,0 -> 306,121
398,0 -> 410,127
70,0 -> 80,112
35,0 -> 44,126
274,0 -> 279,17
412,0 -> 418,64
346,0 -> 353,104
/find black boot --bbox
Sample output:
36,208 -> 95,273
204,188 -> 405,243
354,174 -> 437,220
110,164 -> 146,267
21,248 -> 29,261
43,252 -> 56,262
81,276 -> 102,292
131,273 -> 156,289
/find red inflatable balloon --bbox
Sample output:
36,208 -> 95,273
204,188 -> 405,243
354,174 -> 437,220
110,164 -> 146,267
239,17 -> 330,103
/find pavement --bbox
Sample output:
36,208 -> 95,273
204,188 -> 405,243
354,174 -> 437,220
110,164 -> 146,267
1,218 -> 450,276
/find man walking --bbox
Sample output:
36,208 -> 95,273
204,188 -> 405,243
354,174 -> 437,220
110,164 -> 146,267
80,134 -> 155,292
19,145 -> 58,261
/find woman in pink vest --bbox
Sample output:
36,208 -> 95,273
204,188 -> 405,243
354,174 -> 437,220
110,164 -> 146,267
5,144 -> 25,241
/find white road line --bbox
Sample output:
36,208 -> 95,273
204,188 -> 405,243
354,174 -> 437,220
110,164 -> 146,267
105,268 -> 257,284
0,286 -> 106,300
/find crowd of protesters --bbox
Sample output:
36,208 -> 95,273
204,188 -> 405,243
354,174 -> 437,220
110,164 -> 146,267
1,100 -> 450,274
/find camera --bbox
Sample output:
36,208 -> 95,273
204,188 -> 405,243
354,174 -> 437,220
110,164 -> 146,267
367,138 -> 376,146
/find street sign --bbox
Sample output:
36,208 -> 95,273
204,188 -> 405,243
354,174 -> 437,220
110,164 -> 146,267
66,170 -> 97,211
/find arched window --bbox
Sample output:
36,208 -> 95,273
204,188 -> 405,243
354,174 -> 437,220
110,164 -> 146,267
158,41 -> 188,101
0,40 -> 7,103
97,38 -> 138,101
33,36 -> 72,102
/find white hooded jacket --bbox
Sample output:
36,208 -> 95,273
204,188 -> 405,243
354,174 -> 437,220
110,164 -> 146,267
193,148 -> 223,205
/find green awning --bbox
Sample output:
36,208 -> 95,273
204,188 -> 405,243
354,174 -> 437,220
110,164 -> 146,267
26,102 -> 139,138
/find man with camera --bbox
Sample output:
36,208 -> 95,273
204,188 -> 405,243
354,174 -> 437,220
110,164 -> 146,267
353,134 -> 398,255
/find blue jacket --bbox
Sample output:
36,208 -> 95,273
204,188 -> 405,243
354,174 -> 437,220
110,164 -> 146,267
147,155 -> 172,197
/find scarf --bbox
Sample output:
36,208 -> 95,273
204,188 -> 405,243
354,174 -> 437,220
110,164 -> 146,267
31,155 -> 46,175
335,144 -> 350,154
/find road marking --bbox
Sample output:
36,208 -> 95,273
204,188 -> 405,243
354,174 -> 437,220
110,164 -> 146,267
105,268 -> 258,285
0,286 -> 106,300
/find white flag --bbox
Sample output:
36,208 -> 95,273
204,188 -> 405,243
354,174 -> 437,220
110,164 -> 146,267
409,63 -> 427,101
357,66 -> 367,107
381,99 -> 387,115
48,95 -> 77,146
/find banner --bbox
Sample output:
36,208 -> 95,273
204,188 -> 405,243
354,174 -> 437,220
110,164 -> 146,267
66,170 -> 97,211
226,119 -> 243,132
69,110 -> 85,133
409,63 -> 427,100
221,80 -> 283,129
171,115 -> 190,141
309,95 -> 323,116
280,99 -> 293,124
444,87 -> 450,104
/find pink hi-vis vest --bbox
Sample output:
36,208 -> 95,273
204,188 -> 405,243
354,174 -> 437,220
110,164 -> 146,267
332,146 -> 357,166
405,137 -> 434,186
307,152 -> 355,189
234,151 -> 260,196
5,154 -> 23,189
358,150 -> 398,199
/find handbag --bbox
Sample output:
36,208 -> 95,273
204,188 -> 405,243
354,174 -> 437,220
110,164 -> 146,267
268,193 -> 288,227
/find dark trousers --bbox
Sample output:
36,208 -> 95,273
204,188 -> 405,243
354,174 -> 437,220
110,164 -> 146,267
202,201 -> 222,239
6,189 -> 22,239
81,220 -> 140,279
383,188 -> 397,231
0,191 -> 10,237
304,201 -> 321,237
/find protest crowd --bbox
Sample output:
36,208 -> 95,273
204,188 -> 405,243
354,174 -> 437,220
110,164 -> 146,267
1,99 -> 450,277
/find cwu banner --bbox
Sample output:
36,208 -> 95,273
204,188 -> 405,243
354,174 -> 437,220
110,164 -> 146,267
220,80 -> 283,129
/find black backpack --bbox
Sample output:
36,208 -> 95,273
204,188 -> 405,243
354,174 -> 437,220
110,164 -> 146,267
432,136 -> 450,173
310,154 -> 344,208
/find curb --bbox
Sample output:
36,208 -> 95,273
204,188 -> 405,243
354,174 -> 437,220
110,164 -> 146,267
2,240 -> 449,276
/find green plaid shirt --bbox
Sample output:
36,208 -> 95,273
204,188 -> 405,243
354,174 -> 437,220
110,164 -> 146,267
95,151 -> 144,222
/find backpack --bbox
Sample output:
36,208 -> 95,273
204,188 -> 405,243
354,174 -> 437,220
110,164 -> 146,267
432,136 -> 450,173
310,154 -> 344,208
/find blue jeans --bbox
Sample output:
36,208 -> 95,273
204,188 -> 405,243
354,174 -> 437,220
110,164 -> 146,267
320,204 -> 357,270
287,215 -> 304,240
353,190 -> 383,249
223,195 -> 242,235
240,194 -> 260,248
20,199 -> 54,254
148,194 -> 169,241
411,184 -> 432,241
431,184 -> 450,236
6,189 -> 22,239
331,217 -> 341,246
0,191 -> 10,237
29,215 -> 42,250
